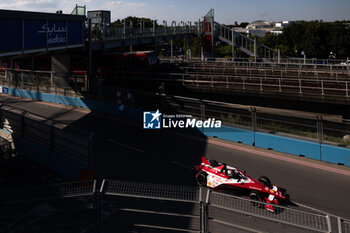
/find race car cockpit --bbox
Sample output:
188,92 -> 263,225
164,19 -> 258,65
227,169 -> 241,180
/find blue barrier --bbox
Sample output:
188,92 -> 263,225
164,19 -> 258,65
255,132 -> 321,160
321,144 -> 350,167
7,87 -> 142,120
203,126 -> 254,146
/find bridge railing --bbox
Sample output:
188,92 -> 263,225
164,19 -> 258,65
214,22 -> 278,61
104,25 -> 199,41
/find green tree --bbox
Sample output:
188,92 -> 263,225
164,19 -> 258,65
259,20 -> 350,59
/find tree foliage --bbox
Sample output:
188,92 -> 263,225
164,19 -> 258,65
109,16 -> 155,34
258,21 -> 350,59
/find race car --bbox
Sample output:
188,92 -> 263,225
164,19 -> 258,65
194,157 -> 288,212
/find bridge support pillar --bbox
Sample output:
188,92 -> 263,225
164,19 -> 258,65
232,29 -> 235,61
254,38 -> 257,62
51,54 -> 70,93
171,40 -> 173,61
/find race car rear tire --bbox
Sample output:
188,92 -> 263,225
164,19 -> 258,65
196,171 -> 207,187
258,176 -> 272,188
249,191 -> 264,208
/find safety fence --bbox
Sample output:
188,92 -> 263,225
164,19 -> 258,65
1,180 -> 346,233
0,69 -> 88,96
1,64 -> 350,103
99,180 -> 201,232
160,58 -> 350,74
339,219 -> 350,233
89,70 -> 350,101
173,62 -> 350,82
130,91 -> 350,147
0,180 -> 96,233
208,191 -> 331,233
0,104 -> 94,177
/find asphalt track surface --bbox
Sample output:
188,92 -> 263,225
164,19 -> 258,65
1,94 -> 350,221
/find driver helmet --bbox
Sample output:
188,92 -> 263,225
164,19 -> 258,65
227,170 -> 233,176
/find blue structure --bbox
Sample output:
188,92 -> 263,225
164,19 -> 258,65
0,9 -> 85,57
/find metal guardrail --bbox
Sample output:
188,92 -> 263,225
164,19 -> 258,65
339,219 -> 350,233
208,190 -> 331,233
0,180 -> 96,233
0,180 -> 96,204
160,58 -> 350,74
0,68 -> 88,96
2,180 -> 348,233
100,70 -> 350,99
101,179 -> 200,203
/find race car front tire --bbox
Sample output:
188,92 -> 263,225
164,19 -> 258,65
249,191 -> 264,208
196,171 -> 207,187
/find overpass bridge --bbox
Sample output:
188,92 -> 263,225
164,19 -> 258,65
0,7 -> 276,63
91,9 -> 277,61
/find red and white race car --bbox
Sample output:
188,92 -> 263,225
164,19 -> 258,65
195,157 -> 288,212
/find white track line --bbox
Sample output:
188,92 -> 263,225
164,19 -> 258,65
172,161 -> 195,171
294,201 -> 350,221
106,138 -> 145,153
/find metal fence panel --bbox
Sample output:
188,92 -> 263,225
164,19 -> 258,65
341,219 -> 350,233
100,180 -> 201,233
102,179 -> 200,203
101,195 -> 200,233
0,180 -> 96,203
0,181 -> 96,233
208,191 -> 330,233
